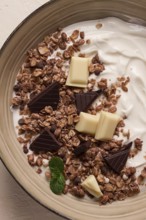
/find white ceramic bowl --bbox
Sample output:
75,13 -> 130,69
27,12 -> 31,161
0,0 -> 146,219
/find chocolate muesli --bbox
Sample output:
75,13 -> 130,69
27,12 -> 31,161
11,18 -> 146,204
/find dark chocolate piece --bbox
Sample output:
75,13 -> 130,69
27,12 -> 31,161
75,90 -> 102,113
104,142 -> 132,173
28,82 -> 60,113
74,141 -> 91,156
123,142 -> 132,150
30,128 -> 62,152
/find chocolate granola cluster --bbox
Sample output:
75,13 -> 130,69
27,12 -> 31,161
11,27 -> 144,204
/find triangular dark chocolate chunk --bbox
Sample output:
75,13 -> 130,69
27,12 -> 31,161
28,82 -> 60,113
104,143 -> 132,173
74,141 -> 91,156
30,128 -> 62,152
75,90 -> 102,113
123,142 -> 132,150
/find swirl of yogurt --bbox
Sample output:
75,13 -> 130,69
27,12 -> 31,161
63,17 -> 146,169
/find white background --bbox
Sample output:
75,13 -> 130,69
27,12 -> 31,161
0,1 -> 65,219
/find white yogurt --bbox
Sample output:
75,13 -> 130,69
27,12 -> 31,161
63,17 -> 146,169
13,17 -> 146,174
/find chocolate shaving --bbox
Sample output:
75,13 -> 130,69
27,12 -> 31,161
74,141 -> 91,156
75,90 -> 102,113
28,82 -> 60,113
104,142 -> 132,173
30,128 -> 62,152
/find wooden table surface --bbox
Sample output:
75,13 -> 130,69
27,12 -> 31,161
0,1 -> 65,219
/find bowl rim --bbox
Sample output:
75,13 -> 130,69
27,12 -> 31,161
0,1 -> 146,219
0,155 -> 69,220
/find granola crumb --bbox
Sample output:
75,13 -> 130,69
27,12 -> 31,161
96,23 -> 103,29
11,25 -> 144,205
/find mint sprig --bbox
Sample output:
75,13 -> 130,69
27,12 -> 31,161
49,156 -> 64,173
49,157 -> 65,195
50,173 -> 65,195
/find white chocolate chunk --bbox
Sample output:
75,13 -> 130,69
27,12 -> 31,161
66,57 -> 89,88
75,112 -> 100,135
95,111 -> 122,141
81,175 -> 103,199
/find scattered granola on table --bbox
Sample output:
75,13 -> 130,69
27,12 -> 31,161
11,18 -> 146,204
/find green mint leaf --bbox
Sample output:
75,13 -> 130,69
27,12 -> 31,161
49,157 -> 65,195
51,170 -> 60,179
50,173 -> 65,195
58,172 -> 65,184
49,157 -> 64,173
